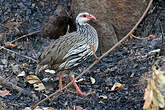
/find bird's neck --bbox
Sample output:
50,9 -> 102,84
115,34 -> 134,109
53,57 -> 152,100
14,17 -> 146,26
76,23 -> 99,52
76,23 -> 90,35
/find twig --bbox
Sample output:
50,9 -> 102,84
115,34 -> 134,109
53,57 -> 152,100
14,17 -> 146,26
0,46 -> 37,62
130,34 -> 158,40
159,23 -> 164,56
0,76 -> 31,96
0,30 -> 40,62
32,0 -> 153,109
10,30 -> 40,43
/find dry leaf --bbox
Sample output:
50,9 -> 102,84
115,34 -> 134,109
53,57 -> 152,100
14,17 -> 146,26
75,106 -> 85,110
24,107 -> 31,110
149,35 -> 158,39
27,75 -> 40,84
76,78 -> 84,82
4,42 -> 19,48
151,83 -> 160,110
40,1 -> 45,6
143,89 -> 152,109
90,77 -> 95,84
27,75 -> 45,91
24,106 -> 54,110
17,71 -> 26,77
45,69 -> 56,74
143,80 -> 153,109
99,95 -> 108,99
111,82 -> 125,91
86,90 -> 96,95
34,83 -> 46,91
143,62 -> 165,110
152,65 -> 165,108
153,66 -> 165,87
143,79 -> 160,110
130,73 -> 134,77
22,63 -> 28,67
152,80 -> 165,108
0,90 -> 10,97
148,49 -> 160,54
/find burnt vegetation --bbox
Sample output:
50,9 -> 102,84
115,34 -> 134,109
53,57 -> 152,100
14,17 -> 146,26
0,0 -> 165,110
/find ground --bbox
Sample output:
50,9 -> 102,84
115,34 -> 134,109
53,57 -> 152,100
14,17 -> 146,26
0,0 -> 165,110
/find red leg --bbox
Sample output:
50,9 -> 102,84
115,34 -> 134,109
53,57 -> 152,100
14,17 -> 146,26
69,76 -> 86,95
59,72 -> 63,90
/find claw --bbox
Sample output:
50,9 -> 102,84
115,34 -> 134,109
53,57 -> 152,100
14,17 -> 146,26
69,76 -> 87,95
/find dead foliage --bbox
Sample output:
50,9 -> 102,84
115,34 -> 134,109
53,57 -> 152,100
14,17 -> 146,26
143,59 -> 165,110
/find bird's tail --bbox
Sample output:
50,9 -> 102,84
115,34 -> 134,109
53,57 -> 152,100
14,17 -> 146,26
35,64 -> 49,74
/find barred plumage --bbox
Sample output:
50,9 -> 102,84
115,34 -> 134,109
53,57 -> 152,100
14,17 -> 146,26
35,12 -> 98,95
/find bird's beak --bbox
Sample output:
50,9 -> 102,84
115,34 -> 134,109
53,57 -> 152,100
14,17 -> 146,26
87,14 -> 96,20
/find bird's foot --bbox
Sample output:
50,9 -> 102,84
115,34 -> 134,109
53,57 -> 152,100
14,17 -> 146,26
58,86 -> 63,91
69,76 -> 87,95
129,33 -> 133,39
76,90 -> 87,95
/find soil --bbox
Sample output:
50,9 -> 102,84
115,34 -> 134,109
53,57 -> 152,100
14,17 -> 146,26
0,0 -> 165,110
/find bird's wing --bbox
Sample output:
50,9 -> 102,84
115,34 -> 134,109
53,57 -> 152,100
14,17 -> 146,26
38,32 -> 87,66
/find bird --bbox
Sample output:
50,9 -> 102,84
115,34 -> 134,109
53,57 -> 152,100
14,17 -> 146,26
35,12 -> 99,95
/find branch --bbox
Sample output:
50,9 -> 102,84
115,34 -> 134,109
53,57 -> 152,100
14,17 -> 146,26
32,0 -> 153,109
0,30 -> 39,62
130,34 -> 158,40
0,46 -> 37,62
10,30 -> 40,43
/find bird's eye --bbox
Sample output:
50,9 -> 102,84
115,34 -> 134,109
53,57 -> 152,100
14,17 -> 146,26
83,15 -> 87,17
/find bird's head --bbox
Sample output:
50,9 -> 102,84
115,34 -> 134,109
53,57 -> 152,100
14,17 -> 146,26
76,12 -> 96,25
